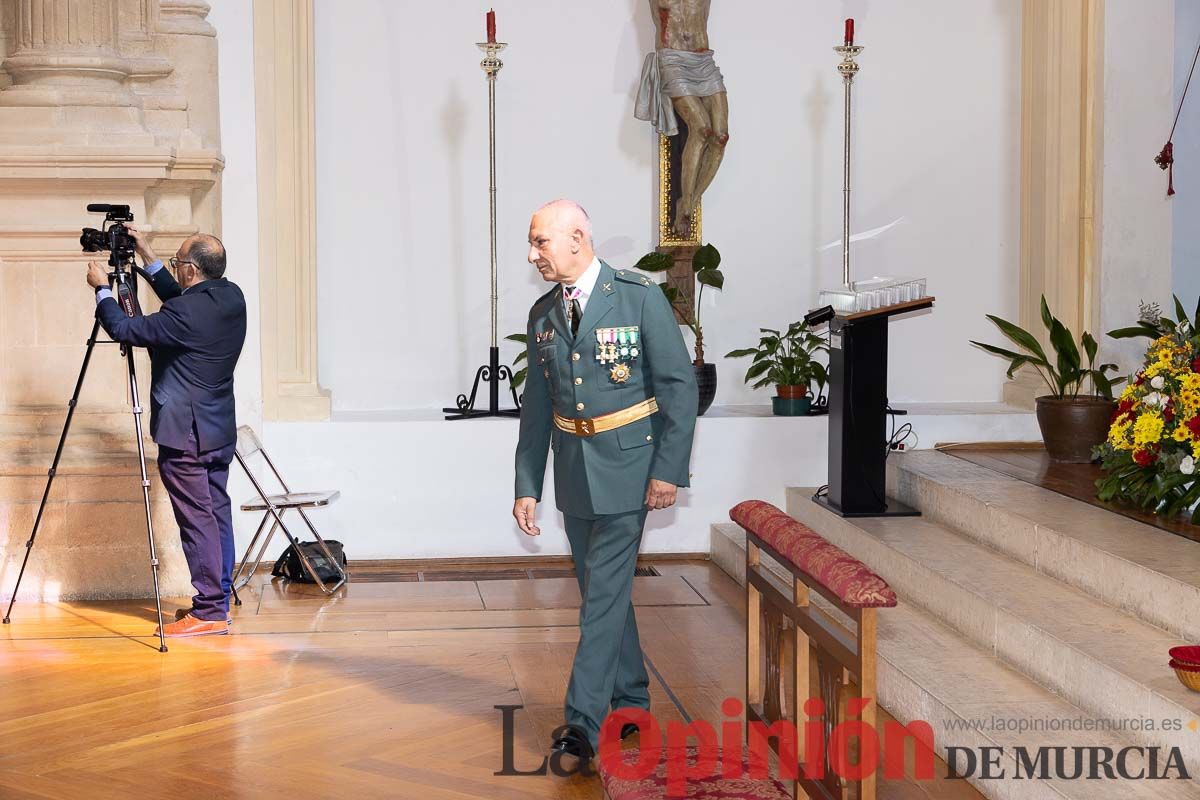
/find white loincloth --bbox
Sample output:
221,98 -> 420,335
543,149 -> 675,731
634,48 -> 726,137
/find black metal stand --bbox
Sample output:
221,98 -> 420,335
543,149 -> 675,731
815,300 -> 933,519
2,267 -> 170,652
443,346 -> 521,420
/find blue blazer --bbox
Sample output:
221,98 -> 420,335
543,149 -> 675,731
96,269 -> 247,453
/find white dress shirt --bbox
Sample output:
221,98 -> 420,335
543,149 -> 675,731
563,256 -> 602,314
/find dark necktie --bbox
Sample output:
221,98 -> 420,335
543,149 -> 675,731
565,286 -> 582,337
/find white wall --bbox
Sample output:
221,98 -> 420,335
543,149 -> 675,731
261,407 -> 1039,560
1174,0 -> 1200,306
1100,0 -> 1176,372
312,0 -> 1023,411
208,0 -> 262,431
207,0 -> 262,530
205,0 -> 1028,559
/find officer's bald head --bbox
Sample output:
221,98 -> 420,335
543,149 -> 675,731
534,199 -> 594,247
181,234 -> 227,280
528,199 -> 595,284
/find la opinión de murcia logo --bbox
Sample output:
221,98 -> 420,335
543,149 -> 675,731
494,699 -> 1194,794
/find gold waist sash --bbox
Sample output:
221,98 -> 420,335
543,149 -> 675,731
553,398 -> 658,438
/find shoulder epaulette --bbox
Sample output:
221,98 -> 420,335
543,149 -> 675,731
613,269 -> 654,289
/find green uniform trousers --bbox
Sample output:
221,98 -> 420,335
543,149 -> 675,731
563,509 -> 651,749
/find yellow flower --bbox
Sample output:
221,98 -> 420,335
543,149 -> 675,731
1133,412 -> 1165,447
1109,419 -> 1134,450
1194,439 -> 1200,461
1181,390 -> 1200,417
1174,425 -> 1194,444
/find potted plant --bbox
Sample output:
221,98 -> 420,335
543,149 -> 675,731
634,243 -> 724,415
505,332 -> 528,393
725,321 -> 828,416
971,296 -> 1122,463
1096,297 -> 1200,522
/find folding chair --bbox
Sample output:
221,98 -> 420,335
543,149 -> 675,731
230,425 -> 347,597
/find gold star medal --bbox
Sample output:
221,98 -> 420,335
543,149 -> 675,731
609,363 -> 631,384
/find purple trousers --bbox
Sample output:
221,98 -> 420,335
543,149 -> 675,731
157,438 -> 237,622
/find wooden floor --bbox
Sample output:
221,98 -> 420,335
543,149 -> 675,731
943,444 -> 1200,542
0,561 -> 980,799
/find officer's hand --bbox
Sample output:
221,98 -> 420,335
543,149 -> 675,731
645,479 -> 678,511
86,261 -> 108,289
514,497 -> 541,536
125,222 -> 157,264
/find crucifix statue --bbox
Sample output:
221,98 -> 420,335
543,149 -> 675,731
635,0 -> 730,239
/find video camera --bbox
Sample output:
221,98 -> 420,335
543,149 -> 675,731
81,203 -> 142,319
80,204 -> 136,267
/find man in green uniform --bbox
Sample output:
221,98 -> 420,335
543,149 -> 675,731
513,199 -> 698,766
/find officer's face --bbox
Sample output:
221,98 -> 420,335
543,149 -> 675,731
527,214 -> 576,283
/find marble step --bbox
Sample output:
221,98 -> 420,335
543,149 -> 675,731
710,522 -> 1200,800
888,450 -> 1200,643
782,490 -> 1200,782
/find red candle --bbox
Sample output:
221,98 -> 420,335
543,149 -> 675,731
844,18 -> 854,45
487,9 -> 496,43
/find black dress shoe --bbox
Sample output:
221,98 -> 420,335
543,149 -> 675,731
620,722 -> 639,740
550,725 -> 594,771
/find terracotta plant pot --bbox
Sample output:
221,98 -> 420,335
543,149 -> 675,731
1035,395 -> 1116,463
694,363 -> 717,416
776,384 -> 809,400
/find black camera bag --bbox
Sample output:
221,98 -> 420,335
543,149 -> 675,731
271,541 -> 346,583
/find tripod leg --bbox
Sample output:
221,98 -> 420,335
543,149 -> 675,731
4,320 -> 104,625
125,349 -> 168,653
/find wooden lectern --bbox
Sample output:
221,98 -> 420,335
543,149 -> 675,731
815,297 -> 934,518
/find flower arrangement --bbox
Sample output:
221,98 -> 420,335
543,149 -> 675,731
1096,298 -> 1200,523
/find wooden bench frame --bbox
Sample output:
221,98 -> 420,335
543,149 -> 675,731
746,530 -> 879,800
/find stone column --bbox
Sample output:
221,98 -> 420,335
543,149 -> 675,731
253,0 -> 330,420
1009,0 -> 1175,407
0,0 -> 139,109
0,0 -> 223,601
1007,0 -> 1104,408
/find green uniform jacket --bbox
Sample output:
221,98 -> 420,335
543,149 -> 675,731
514,261 -> 698,517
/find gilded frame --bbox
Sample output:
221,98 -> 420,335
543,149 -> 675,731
658,132 -> 702,247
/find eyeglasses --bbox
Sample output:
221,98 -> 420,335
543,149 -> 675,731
168,257 -> 196,272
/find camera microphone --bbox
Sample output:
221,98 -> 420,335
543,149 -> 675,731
86,203 -> 131,215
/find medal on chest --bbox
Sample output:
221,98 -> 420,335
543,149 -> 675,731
596,326 -> 639,384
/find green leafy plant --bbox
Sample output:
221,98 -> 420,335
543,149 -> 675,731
505,332 -> 528,391
633,243 -> 723,364
970,295 -> 1121,399
725,321 -> 828,393
1106,296 -> 1200,342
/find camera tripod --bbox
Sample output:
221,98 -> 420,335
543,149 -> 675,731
2,258 -> 170,653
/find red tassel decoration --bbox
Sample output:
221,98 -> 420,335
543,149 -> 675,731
1155,141 -> 1175,197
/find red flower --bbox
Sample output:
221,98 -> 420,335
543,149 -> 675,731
1133,449 -> 1156,467
1118,398 -> 1134,414
1134,373 -> 1146,386
1192,356 -> 1200,373
1189,417 -> 1200,438
1165,403 -> 1175,423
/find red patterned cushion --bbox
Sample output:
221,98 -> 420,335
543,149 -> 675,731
730,500 -> 897,609
599,745 -> 791,800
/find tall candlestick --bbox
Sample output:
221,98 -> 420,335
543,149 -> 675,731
486,9 -> 496,43
834,31 -> 863,287
444,34 -> 520,419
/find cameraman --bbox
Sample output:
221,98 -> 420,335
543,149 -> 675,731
86,225 -> 247,638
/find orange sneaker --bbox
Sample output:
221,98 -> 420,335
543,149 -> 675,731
174,607 -> 232,626
156,613 -> 229,638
